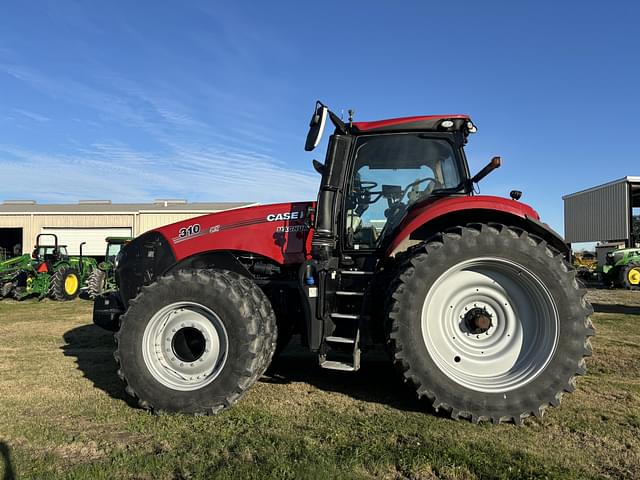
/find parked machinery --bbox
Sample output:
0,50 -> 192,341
94,102 -> 593,424
601,247 -> 640,290
86,237 -> 131,299
0,234 -> 96,300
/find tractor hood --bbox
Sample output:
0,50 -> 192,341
112,201 -> 313,310
154,201 -> 315,265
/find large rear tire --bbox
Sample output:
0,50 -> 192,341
51,267 -> 80,301
620,263 -> 640,290
387,223 -> 594,424
115,269 -> 277,414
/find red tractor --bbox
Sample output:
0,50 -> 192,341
94,102 -> 593,424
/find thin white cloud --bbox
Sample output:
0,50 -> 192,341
0,141 -> 319,205
0,60 -> 317,206
13,108 -> 50,122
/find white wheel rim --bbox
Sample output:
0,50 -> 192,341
142,301 -> 228,391
422,257 -> 559,393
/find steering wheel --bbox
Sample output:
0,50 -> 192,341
404,177 -> 440,205
356,180 -> 378,193
404,177 -> 437,194
352,180 -> 382,206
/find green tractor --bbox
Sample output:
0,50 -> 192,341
600,247 -> 640,290
86,237 -> 131,299
0,253 -> 34,298
4,234 -> 97,301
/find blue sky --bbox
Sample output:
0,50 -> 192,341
0,1 -> 638,234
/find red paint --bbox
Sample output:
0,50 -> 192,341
154,202 -> 315,265
386,195 -> 540,255
37,262 -> 48,273
353,114 -> 470,132
152,196 -> 540,266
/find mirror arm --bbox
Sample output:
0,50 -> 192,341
312,159 -> 325,175
328,110 -> 348,134
470,156 -> 502,185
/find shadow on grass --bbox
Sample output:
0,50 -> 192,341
60,326 -> 426,414
592,303 -> 640,315
61,325 -> 138,408
0,442 -> 15,480
263,342 -> 427,414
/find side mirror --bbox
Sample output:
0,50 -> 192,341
304,101 -> 328,152
312,159 -> 325,175
470,156 -> 501,185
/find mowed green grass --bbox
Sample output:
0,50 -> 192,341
0,290 -> 639,479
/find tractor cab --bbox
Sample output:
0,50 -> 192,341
33,245 -> 69,262
104,237 -> 131,264
32,234 -> 68,271
305,102 -> 495,259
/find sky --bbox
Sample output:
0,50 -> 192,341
0,1 -> 638,234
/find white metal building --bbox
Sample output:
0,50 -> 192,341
563,176 -> 640,246
0,199 -> 254,257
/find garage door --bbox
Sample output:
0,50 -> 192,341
40,228 -> 132,256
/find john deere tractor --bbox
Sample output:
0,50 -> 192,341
601,247 -> 640,290
6,234 -> 96,301
93,101 -> 593,424
87,237 -> 131,299
0,254 -> 33,298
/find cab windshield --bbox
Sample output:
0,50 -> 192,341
106,243 -> 123,263
36,246 -> 68,257
345,133 -> 465,249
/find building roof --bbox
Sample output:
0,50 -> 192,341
562,176 -> 640,200
0,200 -> 256,214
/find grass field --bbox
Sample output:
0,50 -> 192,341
0,289 -> 639,479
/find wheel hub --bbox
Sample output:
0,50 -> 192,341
65,274 -> 79,295
171,326 -> 207,363
629,267 -> 640,285
463,307 -> 493,334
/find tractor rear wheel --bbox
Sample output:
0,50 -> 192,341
387,223 -> 594,424
621,263 -> 640,290
86,269 -> 106,299
51,267 -> 81,301
115,269 -> 277,414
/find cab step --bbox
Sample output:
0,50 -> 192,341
319,360 -> 356,372
326,335 -> 356,344
330,312 -> 360,320
319,330 -> 361,371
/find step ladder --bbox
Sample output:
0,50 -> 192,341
318,269 -> 372,372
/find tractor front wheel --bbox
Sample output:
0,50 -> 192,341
86,269 -> 107,299
51,267 -> 81,301
1,282 -> 14,298
115,269 -> 277,414
387,223 -> 594,424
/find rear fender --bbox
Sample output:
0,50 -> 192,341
387,196 -> 568,258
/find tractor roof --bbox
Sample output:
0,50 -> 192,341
105,236 -> 132,243
352,114 -> 473,134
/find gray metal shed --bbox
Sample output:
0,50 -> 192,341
563,177 -> 640,245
